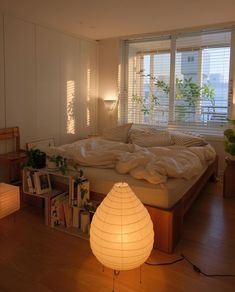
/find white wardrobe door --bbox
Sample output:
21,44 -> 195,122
36,26 -> 61,145
0,14 -> 6,153
59,34 -> 80,145
0,14 -> 5,128
4,15 -> 36,147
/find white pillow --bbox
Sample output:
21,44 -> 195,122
102,123 -> 133,143
170,131 -> 207,147
129,128 -> 173,147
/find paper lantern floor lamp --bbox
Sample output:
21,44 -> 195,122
0,183 -> 20,219
90,182 -> 154,273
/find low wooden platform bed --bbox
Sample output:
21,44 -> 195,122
80,158 -> 218,253
46,125 -> 218,253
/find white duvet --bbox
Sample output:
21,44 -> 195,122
47,138 -> 216,184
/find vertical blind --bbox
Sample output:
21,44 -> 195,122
121,29 -> 232,127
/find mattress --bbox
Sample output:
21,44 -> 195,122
79,165 -> 208,210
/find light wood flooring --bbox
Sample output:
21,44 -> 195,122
0,180 -> 235,292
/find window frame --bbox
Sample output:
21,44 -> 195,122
120,28 -> 235,133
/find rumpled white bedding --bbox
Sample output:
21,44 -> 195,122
46,138 -> 216,184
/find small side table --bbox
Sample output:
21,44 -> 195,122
223,157 -> 235,198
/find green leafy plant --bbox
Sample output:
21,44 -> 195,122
132,71 -> 215,116
83,199 -> 99,212
73,169 -> 90,208
224,128 -> 235,156
80,187 -> 88,200
73,169 -> 85,186
47,155 -> 68,175
24,148 -> 46,169
74,170 -> 88,200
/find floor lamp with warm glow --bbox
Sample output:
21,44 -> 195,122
90,182 -> 154,289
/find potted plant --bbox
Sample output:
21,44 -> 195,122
224,128 -> 235,160
24,148 -> 46,169
46,155 -> 68,175
223,124 -> 235,197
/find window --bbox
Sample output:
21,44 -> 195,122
187,56 -> 195,62
121,30 -> 232,128
127,38 -> 171,125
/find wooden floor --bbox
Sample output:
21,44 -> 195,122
0,180 -> 235,292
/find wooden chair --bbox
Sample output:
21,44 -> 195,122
0,127 -> 27,184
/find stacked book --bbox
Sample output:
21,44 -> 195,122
49,191 -> 72,228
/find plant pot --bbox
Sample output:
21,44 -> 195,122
34,152 -> 46,168
223,157 -> 235,197
46,160 -> 58,170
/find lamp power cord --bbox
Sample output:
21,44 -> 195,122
145,253 -> 235,277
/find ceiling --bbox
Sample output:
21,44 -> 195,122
0,0 -> 234,40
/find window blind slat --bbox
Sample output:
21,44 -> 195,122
121,30 -> 231,127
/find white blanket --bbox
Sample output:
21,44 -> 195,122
47,138 -> 216,184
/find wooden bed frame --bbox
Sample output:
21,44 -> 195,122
90,156 -> 218,254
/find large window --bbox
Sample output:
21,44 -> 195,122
121,30 -> 232,128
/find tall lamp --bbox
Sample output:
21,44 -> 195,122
90,182 -> 154,288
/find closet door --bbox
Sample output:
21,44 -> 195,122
0,14 -> 4,129
36,26 -> 61,144
4,15 -> 36,147
0,14 -> 6,154
59,34 -> 80,145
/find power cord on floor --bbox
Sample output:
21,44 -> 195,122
145,254 -> 185,266
145,253 -> 235,277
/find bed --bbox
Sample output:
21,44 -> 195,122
46,125 -> 218,253
81,161 -> 217,253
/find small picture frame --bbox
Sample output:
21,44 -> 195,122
26,138 -> 55,151
24,170 -> 36,194
34,172 -> 51,195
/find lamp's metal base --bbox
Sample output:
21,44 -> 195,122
111,266 -> 142,292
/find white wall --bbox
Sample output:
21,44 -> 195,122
0,14 -> 98,148
98,38 -> 120,133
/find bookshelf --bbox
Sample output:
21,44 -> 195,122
22,167 -> 95,240
22,167 -> 74,204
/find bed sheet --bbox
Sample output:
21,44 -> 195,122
79,165 -> 208,209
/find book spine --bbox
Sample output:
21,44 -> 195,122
30,171 -> 36,194
50,192 -> 68,227
63,200 -> 72,228
44,197 -> 49,225
72,206 -> 82,228
80,211 -> 90,233
33,172 -> 40,194
26,171 -> 33,193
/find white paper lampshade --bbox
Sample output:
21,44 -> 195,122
0,183 -> 20,219
90,182 -> 154,271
